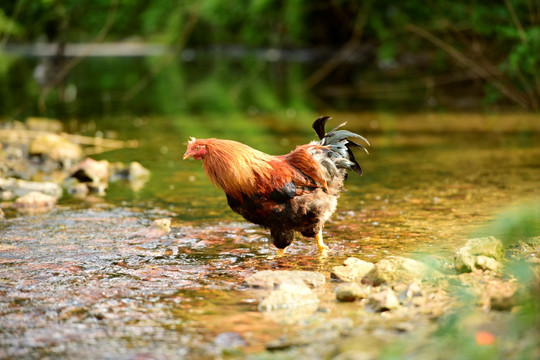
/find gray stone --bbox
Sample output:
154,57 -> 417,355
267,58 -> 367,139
488,280 -> 519,311
0,177 -> 62,199
13,191 -> 56,211
455,236 -> 505,273
150,218 -> 171,234
245,270 -> 325,289
258,281 -> 319,311
29,133 -> 82,164
367,288 -> 400,311
335,283 -> 370,302
331,257 -> 375,282
455,246 -> 476,273
362,256 -> 442,285
70,158 -> 110,184
26,117 -> 63,132
398,282 -> 423,302
475,255 -> 502,272
466,236 -> 505,260
128,161 -> 150,181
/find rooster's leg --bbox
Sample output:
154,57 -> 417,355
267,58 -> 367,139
316,230 -> 329,255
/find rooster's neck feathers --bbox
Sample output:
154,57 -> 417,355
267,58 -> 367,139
201,139 -> 276,199
200,139 -> 329,200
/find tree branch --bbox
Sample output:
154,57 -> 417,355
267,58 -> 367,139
38,0 -> 119,113
122,9 -> 199,102
405,22 -> 530,109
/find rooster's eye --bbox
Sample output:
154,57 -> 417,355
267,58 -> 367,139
195,146 -> 200,151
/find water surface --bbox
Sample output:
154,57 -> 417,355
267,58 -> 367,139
1,112 -> 539,358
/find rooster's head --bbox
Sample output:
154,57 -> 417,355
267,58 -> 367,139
183,137 -> 209,160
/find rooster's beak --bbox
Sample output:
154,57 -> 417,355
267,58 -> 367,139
182,152 -> 192,160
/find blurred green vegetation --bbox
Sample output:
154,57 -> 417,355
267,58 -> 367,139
0,0 -> 539,116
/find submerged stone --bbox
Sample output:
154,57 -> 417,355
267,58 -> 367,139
150,218 -> 172,234
244,270 -> 325,289
214,331 -> 247,351
258,281 -> 319,311
335,283 -> 370,302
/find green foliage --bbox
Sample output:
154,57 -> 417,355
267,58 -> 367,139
476,201 -> 540,247
0,8 -> 21,37
1,0 -> 540,111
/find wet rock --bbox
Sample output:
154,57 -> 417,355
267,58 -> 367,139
214,331 -> 247,352
71,158 -> 110,184
135,218 -> 172,238
29,133 -> 82,165
454,247 -> 475,272
109,161 -> 150,192
127,162 -> 150,192
26,117 -> 63,132
400,282 -> 423,301
67,158 -> 111,196
475,255 -> 502,272
332,350 -> 377,360
335,283 -> 370,302
1,190 -> 14,201
110,161 -> 150,181
258,281 -> 317,310
455,236 -> 505,273
489,282 -> 519,311
128,161 -> 150,181
331,257 -> 374,282
367,288 -> 400,312
65,180 -> 89,198
13,191 -> 56,211
362,256 -> 442,286
150,219 -> 171,234
0,177 -> 63,199
266,317 -> 353,351
245,270 -> 325,289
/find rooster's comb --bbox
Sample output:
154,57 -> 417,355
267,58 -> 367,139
188,137 -> 197,145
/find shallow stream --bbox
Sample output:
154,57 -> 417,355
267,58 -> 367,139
1,112 -> 539,358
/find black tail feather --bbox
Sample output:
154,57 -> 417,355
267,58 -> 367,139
311,116 -> 369,177
312,116 -> 332,140
347,140 -> 369,154
346,148 -> 363,176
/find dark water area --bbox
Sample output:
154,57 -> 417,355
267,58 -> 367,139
0,51 -> 487,121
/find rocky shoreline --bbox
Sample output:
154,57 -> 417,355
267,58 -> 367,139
239,236 -> 539,359
0,118 -> 149,214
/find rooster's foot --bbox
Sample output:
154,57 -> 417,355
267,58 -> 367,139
268,248 -> 286,259
316,231 -> 330,256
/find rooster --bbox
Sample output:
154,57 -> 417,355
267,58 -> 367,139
183,116 -> 369,256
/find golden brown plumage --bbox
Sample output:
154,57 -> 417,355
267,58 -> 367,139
183,116 -> 369,255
